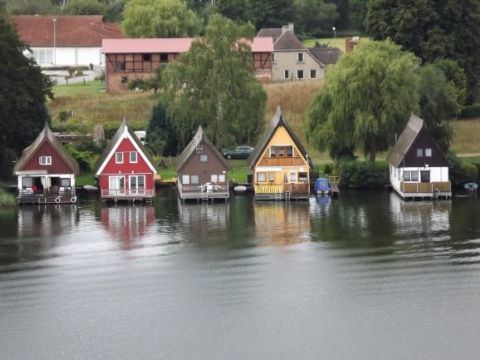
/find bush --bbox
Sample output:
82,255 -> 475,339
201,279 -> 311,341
0,186 -> 16,207
339,160 -> 389,189
447,152 -> 480,187
460,103 -> 480,118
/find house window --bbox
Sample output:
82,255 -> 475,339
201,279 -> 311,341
115,152 -> 123,164
257,172 -> 266,182
196,145 -> 204,154
142,54 -> 151,62
219,174 -> 226,183
310,69 -> 317,79
22,177 -> 33,188
298,172 -> 308,182
297,52 -> 304,63
284,70 -> 289,80
289,172 -> 297,182
60,178 -> 71,187
297,70 -> 304,80
425,148 -> 432,157
160,53 -> 168,63
403,170 -> 419,182
211,174 -> 218,183
416,148 -> 424,157
115,61 -> 126,72
39,155 -> 52,165
270,146 -> 293,157
182,175 -> 190,185
191,175 -> 199,184
268,172 -> 275,182
130,151 -> 138,163
200,154 -> 208,162
33,48 -> 53,65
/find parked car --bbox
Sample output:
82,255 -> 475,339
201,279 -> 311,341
222,145 -> 254,159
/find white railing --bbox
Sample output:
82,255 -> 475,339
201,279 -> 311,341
101,189 -> 154,197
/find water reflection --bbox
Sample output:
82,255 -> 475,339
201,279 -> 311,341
18,205 -> 78,238
100,205 -> 155,250
253,201 -> 311,246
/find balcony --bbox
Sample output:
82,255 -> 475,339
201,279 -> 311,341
101,189 -> 154,199
258,156 -> 305,166
255,183 -> 309,194
400,182 -> 451,194
177,182 -> 230,200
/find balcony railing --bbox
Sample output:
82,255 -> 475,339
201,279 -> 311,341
258,156 -> 305,166
178,182 -> 229,194
101,189 -> 154,198
400,182 -> 451,194
255,183 -> 309,194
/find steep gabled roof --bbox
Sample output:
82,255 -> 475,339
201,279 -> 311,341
309,44 -> 342,65
10,15 -> 123,47
257,28 -> 282,42
387,114 -> 427,167
95,119 -> 157,176
273,31 -> 306,51
248,106 -> 313,169
13,123 -> 79,175
176,126 -> 229,172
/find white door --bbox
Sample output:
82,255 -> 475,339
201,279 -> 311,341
129,175 -> 145,194
109,176 -> 125,195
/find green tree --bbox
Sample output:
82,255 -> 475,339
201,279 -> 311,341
308,40 -> 420,161
295,0 -> 338,37
418,64 -> 459,151
162,14 -> 266,150
0,14 -> 52,177
326,0 -> 349,29
146,99 -> 179,156
214,0 -> 250,23
122,0 -> 202,37
349,0 -> 368,31
248,0 -> 296,28
65,0 -> 106,14
366,0 -> 480,103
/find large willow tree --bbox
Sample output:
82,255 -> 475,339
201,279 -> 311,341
162,14 -> 266,150
307,40 -> 420,161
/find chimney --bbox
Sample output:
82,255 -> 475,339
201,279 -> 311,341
281,23 -> 294,35
345,36 -> 360,53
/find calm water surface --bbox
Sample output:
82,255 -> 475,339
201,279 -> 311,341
2,189 -> 480,359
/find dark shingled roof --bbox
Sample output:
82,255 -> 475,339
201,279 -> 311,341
257,28 -> 282,42
273,31 -> 306,50
309,44 -> 342,65
95,118 -> 156,176
176,126 -> 229,172
387,114 -> 425,167
248,106 -> 313,169
13,123 -> 79,175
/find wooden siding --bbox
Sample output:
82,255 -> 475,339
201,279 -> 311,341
20,139 -> 75,174
400,182 -> 451,194
258,156 -> 305,166
401,128 -> 449,167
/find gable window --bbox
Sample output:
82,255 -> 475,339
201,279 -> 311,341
219,174 -> 226,183
115,152 -> 124,164
310,69 -> 317,79
39,155 -> 52,166
270,146 -> 294,157
211,174 -> 218,183
200,154 -> 208,162
425,148 -> 432,157
182,175 -> 190,185
297,52 -> 304,63
297,70 -> 304,80
130,151 -> 138,163
284,70 -> 289,80
416,148 -> 424,157
257,172 -> 266,182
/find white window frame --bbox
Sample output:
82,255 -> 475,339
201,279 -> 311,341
211,174 -> 218,183
310,69 -> 317,79
416,148 -> 424,157
218,174 -> 226,183
39,155 -> 52,166
129,175 -> 145,194
403,170 -> 419,182
182,175 -> 190,185
297,70 -> 304,80
109,175 -> 125,194
257,172 -> 266,183
200,154 -> 208,162
191,175 -> 200,184
115,152 -> 124,164
297,52 -> 304,63
284,70 -> 289,80
425,148 -> 432,157
129,151 -> 138,163
289,172 -> 297,183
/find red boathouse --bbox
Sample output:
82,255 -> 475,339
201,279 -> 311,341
95,120 -> 157,202
14,123 -> 80,205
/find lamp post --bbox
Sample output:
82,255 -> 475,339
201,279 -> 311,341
332,26 -> 336,39
52,18 -> 57,66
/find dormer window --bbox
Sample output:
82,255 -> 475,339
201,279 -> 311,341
115,152 -> 123,164
39,155 -> 52,166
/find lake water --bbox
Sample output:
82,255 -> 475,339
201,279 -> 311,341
2,189 -> 480,359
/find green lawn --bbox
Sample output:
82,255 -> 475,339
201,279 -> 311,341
52,80 -> 105,97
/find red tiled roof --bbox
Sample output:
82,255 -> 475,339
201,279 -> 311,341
102,37 -> 273,54
10,15 -> 124,47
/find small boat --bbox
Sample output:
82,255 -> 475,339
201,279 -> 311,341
314,177 -> 331,195
464,182 -> 478,192
233,185 -> 247,193
83,184 -> 99,192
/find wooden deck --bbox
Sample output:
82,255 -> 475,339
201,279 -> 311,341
18,192 -> 77,205
101,189 -> 155,203
254,183 -> 310,201
177,183 -> 230,202
396,181 -> 452,200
